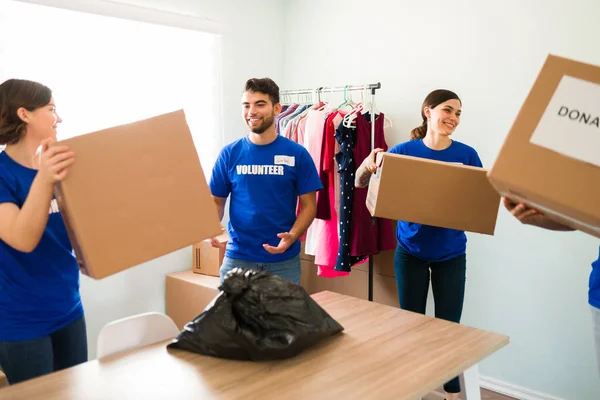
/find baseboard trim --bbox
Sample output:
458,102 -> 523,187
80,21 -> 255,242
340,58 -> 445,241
479,375 -> 566,400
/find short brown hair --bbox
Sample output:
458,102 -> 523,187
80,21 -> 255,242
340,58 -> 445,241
410,89 -> 461,140
0,79 -> 52,145
244,78 -> 280,105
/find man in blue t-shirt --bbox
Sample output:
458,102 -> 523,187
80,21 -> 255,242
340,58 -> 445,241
504,198 -> 600,375
209,78 -> 322,284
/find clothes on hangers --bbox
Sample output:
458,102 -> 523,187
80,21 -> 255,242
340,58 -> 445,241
279,91 -> 394,277
291,102 -> 324,143
280,100 -> 347,276
334,121 -> 367,272
280,105 -> 310,137
302,109 -> 328,257
350,112 -> 396,257
315,111 -> 341,220
276,104 -> 298,135
313,110 -> 348,277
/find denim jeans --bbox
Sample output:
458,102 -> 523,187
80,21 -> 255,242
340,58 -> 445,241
394,244 -> 466,394
220,254 -> 301,285
0,315 -> 88,385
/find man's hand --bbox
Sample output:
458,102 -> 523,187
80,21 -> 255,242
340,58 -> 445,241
210,226 -> 227,248
263,232 -> 296,254
502,197 -> 574,231
503,197 -> 541,223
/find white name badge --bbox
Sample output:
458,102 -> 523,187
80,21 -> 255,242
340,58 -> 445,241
530,75 -> 600,168
274,155 -> 295,167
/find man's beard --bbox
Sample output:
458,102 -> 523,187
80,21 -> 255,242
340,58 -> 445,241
249,114 -> 275,134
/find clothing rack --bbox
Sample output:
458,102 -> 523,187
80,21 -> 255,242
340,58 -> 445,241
280,82 -> 381,302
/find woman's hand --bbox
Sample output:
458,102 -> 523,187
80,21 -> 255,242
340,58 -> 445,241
365,148 -> 384,173
35,138 -> 75,186
355,148 -> 384,188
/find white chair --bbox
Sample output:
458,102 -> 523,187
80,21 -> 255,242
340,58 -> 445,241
96,312 -> 180,358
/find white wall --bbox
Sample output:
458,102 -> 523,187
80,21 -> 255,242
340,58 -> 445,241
281,0 -> 599,399
110,0 -> 286,144
75,0 -> 285,359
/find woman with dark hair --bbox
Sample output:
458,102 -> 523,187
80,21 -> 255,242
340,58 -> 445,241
355,89 -> 482,400
0,79 -> 86,385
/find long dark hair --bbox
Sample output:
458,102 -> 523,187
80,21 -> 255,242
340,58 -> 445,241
0,79 -> 52,145
410,89 -> 461,140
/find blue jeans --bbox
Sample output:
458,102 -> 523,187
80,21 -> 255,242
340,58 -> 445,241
220,254 -> 301,285
394,244 -> 466,394
0,315 -> 88,385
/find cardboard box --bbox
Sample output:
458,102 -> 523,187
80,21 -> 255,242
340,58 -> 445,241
53,110 -> 222,279
166,270 -> 220,329
366,152 -> 501,235
353,251 -> 396,278
0,369 -> 7,388
372,274 -> 399,308
301,259 -> 398,307
193,233 -> 228,277
301,260 -> 368,300
488,55 -> 600,238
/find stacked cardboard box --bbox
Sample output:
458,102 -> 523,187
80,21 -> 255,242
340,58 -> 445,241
165,234 -> 229,329
165,270 -> 220,330
192,233 -> 228,277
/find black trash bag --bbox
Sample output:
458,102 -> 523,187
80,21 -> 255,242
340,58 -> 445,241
167,268 -> 344,361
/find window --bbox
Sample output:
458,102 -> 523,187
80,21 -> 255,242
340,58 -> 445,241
0,0 -> 223,173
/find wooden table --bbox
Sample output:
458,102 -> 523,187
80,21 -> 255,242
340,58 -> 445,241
0,291 -> 508,400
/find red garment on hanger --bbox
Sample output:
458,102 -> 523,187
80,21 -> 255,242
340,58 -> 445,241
349,112 -> 396,257
315,110 -> 349,277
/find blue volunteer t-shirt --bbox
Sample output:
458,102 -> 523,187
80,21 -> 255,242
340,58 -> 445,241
210,135 -> 322,263
0,151 -> 83,341
388,139 -> 483,261
590,247 -> 600,309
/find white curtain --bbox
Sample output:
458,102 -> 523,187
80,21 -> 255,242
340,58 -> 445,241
0,0 -> 224,174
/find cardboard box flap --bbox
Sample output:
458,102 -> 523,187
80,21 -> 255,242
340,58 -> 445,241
375,151 -> 385,167
54,110 -> 222,279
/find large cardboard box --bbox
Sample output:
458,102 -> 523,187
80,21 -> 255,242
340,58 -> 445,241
54,110 -> 222,279
192,233 -> 228,277
166,270 -> 220,330
488,55 -> 600,238
366,152 -> 501,235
